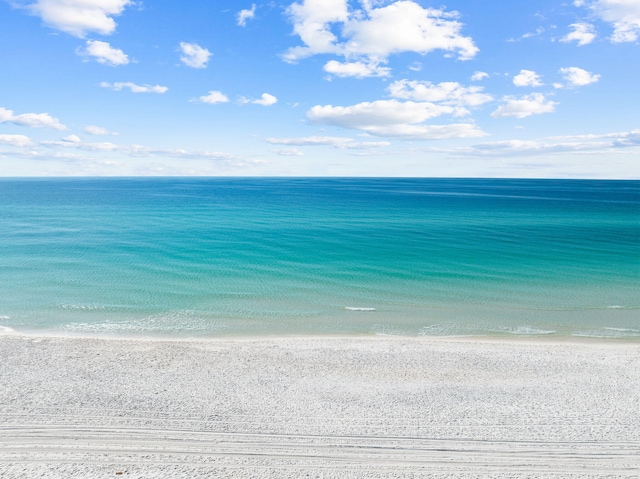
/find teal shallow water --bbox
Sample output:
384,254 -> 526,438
1,178 -> 638,339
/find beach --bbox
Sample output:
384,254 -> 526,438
1,333 -> 638,478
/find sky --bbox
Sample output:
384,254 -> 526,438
0,0 -> 639,178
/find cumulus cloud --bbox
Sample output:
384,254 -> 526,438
237,4 -> 256,26
561,22 -> 597,45
179,42 -> 212,69
198,91 -> 230,104
324,60 -> 390,78
0,134 -> 33,147
585,0 -> 640,42
24,0 -> 132,37
307,100 -> 486,140
559,66 -> 601,86
265,136 -> 390,149
513,69 -> 543,87
241,93 -> 278,106
388,80 -> 493,109
471,71 -> 489,81
83,125 -> 116,135
491,93 -> 557,119
77,40 -> 129,66
100,82 -> 168,93
0,106 -> 67,130
61,134 -> 81,143
283,0 -> 478,77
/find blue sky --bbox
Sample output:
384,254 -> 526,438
1,0 -> 638,177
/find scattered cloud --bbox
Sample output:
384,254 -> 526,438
561,22 -> 596,45
265,136 -> 390,149
307,100 -> 486,140
198,90 -> 230,104
77,40 -> 129,66
179,42 -> 212,69
513,69 -> 543,87
559,66 -> 601,86
23,0 -> 132,37
0,106 -> 67,130
61,134 -> 81,143
471,71 -> 489,81
83,125 -> 116,135
237,4 -> 256,26
100,82 -> 168,93
388,80 -> 493,109
39,137 -> 243,162
284,0 -> 478,77
324,60 -> 390,78
0,134 -> 33,147
454,129 -> 640,157
272,148 -> 304,156
491,93 -> 557,118
521,27 -> 545,39
241,93 -> 278,106
508,27 -> 545,42
583,0 -> 640,42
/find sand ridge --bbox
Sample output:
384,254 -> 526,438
1,335 -> 639,478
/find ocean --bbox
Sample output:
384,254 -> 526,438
0,178 -> 638,339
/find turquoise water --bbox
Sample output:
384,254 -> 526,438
1,178 -> 638,339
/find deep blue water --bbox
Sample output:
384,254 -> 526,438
0,178 -> 638,338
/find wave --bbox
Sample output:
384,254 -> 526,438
503,326 -> 557,336
60,304 -> 106,311
573,328 -> 640,339
345,307 -> 377,311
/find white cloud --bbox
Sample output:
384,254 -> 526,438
388,80 -> 493,108
100,82 -> 168,93
77,40 -> 129,66
455,129 -> 640,157
513,69 -> 543,87
237,4 -> 256,26
471,71 -> 489,81
0,134 -> 33,147
179,42 -> 212,69
39,138 -> 243,162
586,0 -> 640,42
0,106 -> 67,130
265,136 -> 390,149
241,93 -> 278,106
559,66 -> 601,86
324,60 -> 390,78
198,91 -> 230,104
272,148 -> 304,156
83,125 -> 116,135
491,93 -> 557,118
284,0 -> 478,76
561,22 -> 597,45
62,134 -> 81,143
25,0 -> 132,37
307,100 -> 486,140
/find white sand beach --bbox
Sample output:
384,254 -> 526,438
0,333 -> 638,478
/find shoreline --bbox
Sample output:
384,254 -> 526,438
2,333 -> 639,478
2,325 -> 639,345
